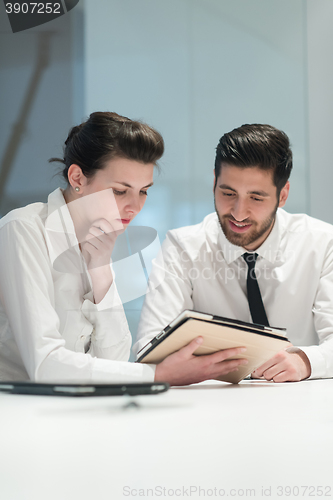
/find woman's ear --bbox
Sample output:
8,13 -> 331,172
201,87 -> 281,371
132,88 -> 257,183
67,164 -> 87,193
278,181 -> 290,208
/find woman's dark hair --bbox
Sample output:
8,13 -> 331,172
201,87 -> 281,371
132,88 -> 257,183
214,124 -> 292,192
49,111 -> 164,182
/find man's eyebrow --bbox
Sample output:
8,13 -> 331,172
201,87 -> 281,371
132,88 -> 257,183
219,184 -> 236,192
248,190 -> 269,197
113,182 -> 154,188
219,184 -> 269,197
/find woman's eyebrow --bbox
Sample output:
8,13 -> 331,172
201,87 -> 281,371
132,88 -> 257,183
113,181 -> 154,188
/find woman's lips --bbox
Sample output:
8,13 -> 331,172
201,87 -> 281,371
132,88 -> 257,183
120,218 -> 131,224
229,220 -> 252,233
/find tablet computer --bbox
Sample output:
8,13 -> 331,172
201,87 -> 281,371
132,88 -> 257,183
0,381 -> 169,397
137,310 -> 290,384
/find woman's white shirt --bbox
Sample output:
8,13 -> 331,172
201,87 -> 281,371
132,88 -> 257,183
0,188 -> 155,382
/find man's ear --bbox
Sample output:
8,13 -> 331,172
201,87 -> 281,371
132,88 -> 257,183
213,170 -> 216,192
278,181 -> 290,208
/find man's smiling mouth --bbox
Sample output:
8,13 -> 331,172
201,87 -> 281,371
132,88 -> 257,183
233,222 -> 249,227
228,220 -> 253,232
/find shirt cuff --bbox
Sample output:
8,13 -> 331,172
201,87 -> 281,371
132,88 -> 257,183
82,282 -> 129,348
82,281 -> 123,311
141,363 -> 156,382
297,345 -> 327,379
90,358 -> 156,382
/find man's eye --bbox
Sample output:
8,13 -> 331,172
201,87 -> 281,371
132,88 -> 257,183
112,190 -> 126,196
140,191 -> 148,196
252,197 -> 263,202
222,192 -> 234,197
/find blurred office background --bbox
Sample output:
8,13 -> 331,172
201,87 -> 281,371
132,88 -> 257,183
1,0 -> 333,345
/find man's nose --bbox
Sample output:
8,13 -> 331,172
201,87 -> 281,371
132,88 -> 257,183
231,198 -> 249,221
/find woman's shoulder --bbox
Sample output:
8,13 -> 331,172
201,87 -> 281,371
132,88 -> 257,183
0,200 -> 48,233
0,201 -> 51,262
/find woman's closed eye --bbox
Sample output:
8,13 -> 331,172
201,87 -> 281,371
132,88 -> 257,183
112,189 -> 148,196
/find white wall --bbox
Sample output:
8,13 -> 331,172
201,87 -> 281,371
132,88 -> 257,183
0,2 -> 84,214
307,0 -> 333,223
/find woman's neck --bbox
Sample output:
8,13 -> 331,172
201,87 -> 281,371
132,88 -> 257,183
63,187 -> 89,244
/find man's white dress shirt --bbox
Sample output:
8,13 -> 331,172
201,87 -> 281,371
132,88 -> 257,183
134,210 -> 333,380
0,188 -> 155,382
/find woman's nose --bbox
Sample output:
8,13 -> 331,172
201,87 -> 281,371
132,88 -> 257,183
125,194 -> 141,215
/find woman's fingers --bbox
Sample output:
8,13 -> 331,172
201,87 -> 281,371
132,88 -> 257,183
92,218 -> 123,236
82,218 -> 123,268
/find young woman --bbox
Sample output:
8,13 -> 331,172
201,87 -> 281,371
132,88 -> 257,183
0,111 -> 247,384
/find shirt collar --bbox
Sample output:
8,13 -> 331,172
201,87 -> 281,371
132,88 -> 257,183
46,188 -> 76,236
217,209 -> 284,264
45,188 -> 83,273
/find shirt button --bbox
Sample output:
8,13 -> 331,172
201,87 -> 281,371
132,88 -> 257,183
80,335 -> 86,341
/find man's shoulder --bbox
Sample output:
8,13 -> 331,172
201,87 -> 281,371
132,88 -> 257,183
162,213 -> 219,261
166,213 -> 219,243
279,209 -> 333,237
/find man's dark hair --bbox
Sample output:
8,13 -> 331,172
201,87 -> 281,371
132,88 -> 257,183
214,124 -> 292,192
49,111 -> 164,182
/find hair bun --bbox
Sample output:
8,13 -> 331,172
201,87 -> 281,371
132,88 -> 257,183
64,124 -> 84,146
50,111 -> 164,183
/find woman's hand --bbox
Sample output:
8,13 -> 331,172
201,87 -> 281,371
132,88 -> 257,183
154,337 -> 248,386
81,218 -> 123,304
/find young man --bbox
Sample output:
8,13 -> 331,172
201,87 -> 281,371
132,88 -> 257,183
134,124 -> 333,382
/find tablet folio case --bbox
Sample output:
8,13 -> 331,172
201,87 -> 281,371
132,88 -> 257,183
139,317 -> 290,384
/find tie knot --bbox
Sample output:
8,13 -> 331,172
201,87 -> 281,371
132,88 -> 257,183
243,252 -> 258,269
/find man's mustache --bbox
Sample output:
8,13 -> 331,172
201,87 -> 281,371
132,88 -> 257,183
223,214 -> 253,224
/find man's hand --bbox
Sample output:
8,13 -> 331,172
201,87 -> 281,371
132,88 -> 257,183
252,347 -> 311,382
154,337 -> 248,386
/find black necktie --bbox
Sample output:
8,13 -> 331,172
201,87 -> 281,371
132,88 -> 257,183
242,252 -> 269,326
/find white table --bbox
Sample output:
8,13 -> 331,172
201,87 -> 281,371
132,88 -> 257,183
0,379 -> 332,500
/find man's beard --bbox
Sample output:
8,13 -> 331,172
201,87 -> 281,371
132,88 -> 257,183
215,199 -> 279,249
